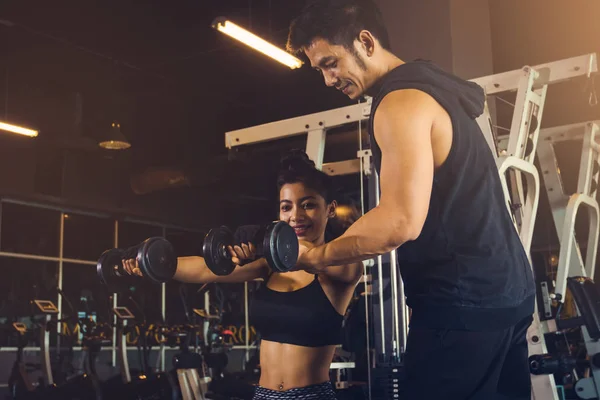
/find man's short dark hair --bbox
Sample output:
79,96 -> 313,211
287,0 -> 391,55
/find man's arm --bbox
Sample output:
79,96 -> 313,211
300,89 -> 437,270
317,261 -> 364,284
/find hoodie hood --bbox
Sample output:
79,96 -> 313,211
370,59 -> 485,119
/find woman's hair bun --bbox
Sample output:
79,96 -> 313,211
280,149 -> 316,172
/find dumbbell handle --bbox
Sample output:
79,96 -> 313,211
231,225 -> 268,258
223,230 -> 267,267
251,227 -> 268,256
236,222 -> 298,273
106,245 -> 139,278
123,244 -> 141,261
122,239 -> 163,261
203,231 -> 263,263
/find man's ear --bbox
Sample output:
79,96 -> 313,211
357,30 -> 376,57
328,200 -> 338,219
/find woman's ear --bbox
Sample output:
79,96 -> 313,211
327,200 -> 338,219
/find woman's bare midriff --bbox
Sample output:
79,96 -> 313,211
258,339 -> 336,391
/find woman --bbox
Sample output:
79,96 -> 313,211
124,150 -> 363,399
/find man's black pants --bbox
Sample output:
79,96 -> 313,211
403,315 -> 533,400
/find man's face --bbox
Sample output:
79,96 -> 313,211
304,38 -> 371,100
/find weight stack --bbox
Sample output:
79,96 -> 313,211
371,365 -> 405,400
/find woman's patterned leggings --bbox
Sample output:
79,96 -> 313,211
253,382 -> 337,399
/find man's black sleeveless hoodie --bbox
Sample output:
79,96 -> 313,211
368,60 -> 535,331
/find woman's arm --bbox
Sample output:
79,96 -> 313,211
174,256 -> 270,283
123,255 -> 270,284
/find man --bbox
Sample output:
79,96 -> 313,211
287,0 -> 536,398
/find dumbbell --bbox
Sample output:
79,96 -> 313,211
97,221 -> 298,290
97,237 -> 177,292
202,221 -> 299,276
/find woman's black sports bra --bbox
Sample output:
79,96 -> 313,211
250,274 -> 344,347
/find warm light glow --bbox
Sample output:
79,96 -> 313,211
335,205 -> 354,219
99,121 -> 131,150
212,18 -> 303,70
0,121 -> 38,137
98,140 -> 131,150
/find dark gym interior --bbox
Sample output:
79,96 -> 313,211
0,0 -> 599,399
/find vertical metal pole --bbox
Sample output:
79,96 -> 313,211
358,116 -> 372,400
161,227 -> 167,372
112,220 -> 119,367
475,100 -> 499,157
362,261 -> 372,400
306,129 -> 326,170
388,239 -> 399,358
57,213 -> 65,350
524,87 -> 547,165
373,171 -> 386,358
41,314 -> 54,385
0,200 -> 3,248
373,172 -> 401,359
118,320 -> 132,383
389,250 -> 405,357
577,123 -> 599,195
203,291 -> 210,348
244,282 -> 250,363
505,70 -> 537,230
358,121 -> 366,217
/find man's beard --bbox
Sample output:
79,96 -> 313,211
352,48 -> 368,71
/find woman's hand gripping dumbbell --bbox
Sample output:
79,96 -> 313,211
97,237 -> 178,291
197,220 -> 298,275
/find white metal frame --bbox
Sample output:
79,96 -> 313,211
537,121 -> 600,397
224,53 -> 598,400
225,54 -> 596,170
496,156 -> 540,253
470,54 -> 597,95
538,121 -> 600,296
177,369 -> 210,400
475,62 -> 554,400
479,65 -> 547,253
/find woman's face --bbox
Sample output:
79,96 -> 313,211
279,182 -> 336,244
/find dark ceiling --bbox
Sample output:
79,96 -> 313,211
1,0 -> 351,161
0,0 -> 360,227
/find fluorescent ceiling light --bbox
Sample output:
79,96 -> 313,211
212,17 -> 303,70
0,121 -> 38,137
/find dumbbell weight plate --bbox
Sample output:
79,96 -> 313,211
263,221 -> 299,272
137,237 -> 177,283
203,226 -> 236,276
97,248 -> 131,293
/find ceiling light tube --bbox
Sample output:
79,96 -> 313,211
0,121 -> 38,137
212,17 -> 303,70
